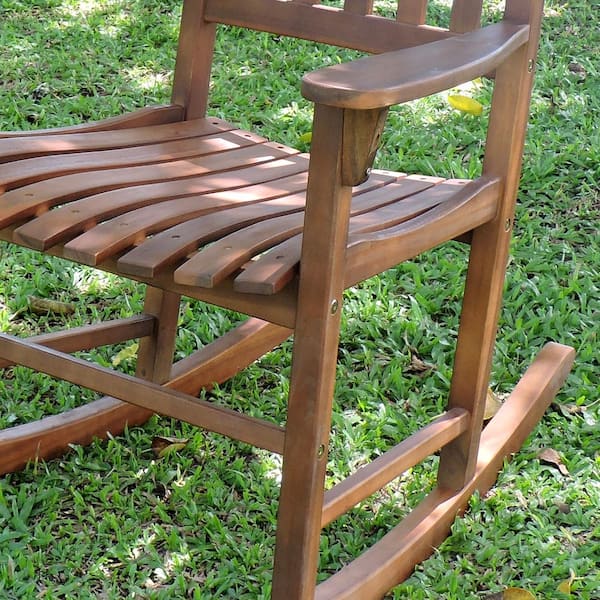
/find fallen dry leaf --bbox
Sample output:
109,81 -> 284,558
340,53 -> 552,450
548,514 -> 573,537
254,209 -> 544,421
405,352 -> 435,375
484,387 -> 503,420
552,401 -> 585,418
152,436 -> 189,458
557,569 -> 577,595
503,588 -> 536,600
27,295 -> 76,315
537,448 -> 570,476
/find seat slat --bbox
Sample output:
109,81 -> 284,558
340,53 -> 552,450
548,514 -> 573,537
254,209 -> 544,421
14,171 -> 310,252
0,117 -> 231,162
344,176 -> 501,286
233,175 -> 449,294
0,129 -> 265,191
175,174 -> 445,288
0,143 -> 298,229
116,171 -> 395,278
0,105 -> 185,139
58,172 -> 308,265
60,157 -> 308,265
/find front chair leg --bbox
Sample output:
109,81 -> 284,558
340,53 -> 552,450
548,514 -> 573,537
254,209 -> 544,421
272,103 -> 354,599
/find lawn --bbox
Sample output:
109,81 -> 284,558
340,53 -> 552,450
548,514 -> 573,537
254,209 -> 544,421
0,0 -> 598,598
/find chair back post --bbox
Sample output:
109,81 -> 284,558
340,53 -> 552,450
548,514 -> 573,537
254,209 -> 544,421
171,0 -> 216,120
437,0 -> 545,489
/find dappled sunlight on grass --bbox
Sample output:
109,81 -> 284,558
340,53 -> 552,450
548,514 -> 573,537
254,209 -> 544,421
0,0 -> 597,597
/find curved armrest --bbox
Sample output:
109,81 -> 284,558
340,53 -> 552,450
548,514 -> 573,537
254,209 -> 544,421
301,22 -> 530,109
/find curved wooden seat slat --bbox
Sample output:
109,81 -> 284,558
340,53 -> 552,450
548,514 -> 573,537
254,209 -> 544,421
117,171 -> 396,279
0,142 -> 299,230
0,116 -> 231,162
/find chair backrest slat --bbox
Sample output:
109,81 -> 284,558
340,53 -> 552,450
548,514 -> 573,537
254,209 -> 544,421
204,0 -> 455,54
344,0 -> 374,15
450,0 -> 483,32
396,1 -> 428,25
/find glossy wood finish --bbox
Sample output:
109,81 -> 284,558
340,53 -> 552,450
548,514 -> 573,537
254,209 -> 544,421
0,1 -> 573,598
316,343 -> 575,598
301,22 -> 529,109
204,0 -> 454,54
0,105 -> 184,138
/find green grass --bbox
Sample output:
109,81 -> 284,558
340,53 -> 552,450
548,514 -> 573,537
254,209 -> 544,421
0,0 -> 598,598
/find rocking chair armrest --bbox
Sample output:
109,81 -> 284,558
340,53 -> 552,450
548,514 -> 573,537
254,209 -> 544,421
301,21 -> 530,110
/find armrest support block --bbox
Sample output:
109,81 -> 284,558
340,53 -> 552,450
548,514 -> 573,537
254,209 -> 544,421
302,22 -> 529,109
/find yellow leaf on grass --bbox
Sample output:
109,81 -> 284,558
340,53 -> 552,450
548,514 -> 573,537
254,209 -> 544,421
27,295 -> 76,315
557,569 -> 577,595
503,588 -> 536,600
152,436 -> 189,458
448,94 -> 484,116
299,131 -> 312,144
112,342 -> 139,367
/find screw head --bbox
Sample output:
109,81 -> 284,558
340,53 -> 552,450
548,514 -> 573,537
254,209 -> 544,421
330,299 -> 339,315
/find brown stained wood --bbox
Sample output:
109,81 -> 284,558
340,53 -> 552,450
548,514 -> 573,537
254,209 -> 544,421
135,288 -> 181,384
0,397 -> 155,476
13,160 -> 308,252
301,22 -> 529,109
0,105 -> 185,138
1,144 -> 299,231
450,0 -> 483,33
0,333 -> 285,453
0,3 -> 574,597
0,226 -> 300,327
0,130 -> 268,192
271,104 -> 352,599
344,0 -> 374,15
321,408 -> 470,526
204,0 -> 454,54
58,155 -> 306,266
58,191 -> 304,266
176,212 -> 306,288
118,189 -> 308,278
315,344 -> 576,599
0,118 -> 231,163
173,174 -> 436,288
439,0 -> 545,490
233,175 -> 446,295
117,171 -> 394,280
172,0 -> 216,119
342,107 -> 388,185
0,316 -> 155,370
0,318 -> 291,475
344,176 -> 501,288
396,0 -> 427,25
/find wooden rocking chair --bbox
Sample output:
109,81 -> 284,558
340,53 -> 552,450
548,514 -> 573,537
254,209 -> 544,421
0,0 -> 575,597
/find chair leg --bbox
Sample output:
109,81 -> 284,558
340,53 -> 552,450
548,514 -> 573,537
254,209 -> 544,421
438,216 -> 514,490
271,103 -> 353,599
271,310 -> 343,599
